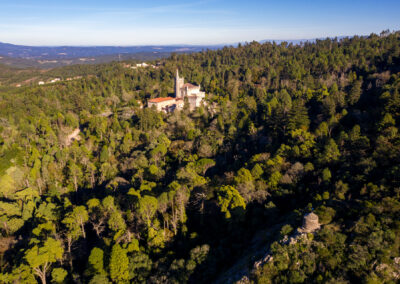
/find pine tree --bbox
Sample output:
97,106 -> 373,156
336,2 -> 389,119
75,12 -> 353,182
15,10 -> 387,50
109,244 -> 130,283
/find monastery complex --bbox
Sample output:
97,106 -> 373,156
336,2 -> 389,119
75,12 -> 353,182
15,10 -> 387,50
148,70 -> 205,112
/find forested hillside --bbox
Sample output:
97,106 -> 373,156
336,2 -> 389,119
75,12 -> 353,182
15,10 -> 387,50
1,31 -> 400,283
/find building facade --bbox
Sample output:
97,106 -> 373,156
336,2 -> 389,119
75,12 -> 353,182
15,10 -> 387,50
148,97 -> 184,112
148,70 -> 205,112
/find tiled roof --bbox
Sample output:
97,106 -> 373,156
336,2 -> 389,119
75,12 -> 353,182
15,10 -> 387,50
148,97 -> 175,103
182,83 -> 198,89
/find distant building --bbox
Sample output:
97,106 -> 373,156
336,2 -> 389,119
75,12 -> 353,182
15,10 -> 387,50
127,62 -> 157,69
66,76 -> 82,81
147,70 -> 205,112
38,81 -> 45,85
50,78 -> 61,83
135,62 -> 149,68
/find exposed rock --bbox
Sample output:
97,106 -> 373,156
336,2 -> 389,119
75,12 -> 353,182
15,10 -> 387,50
99,111 -> 113,117
106,177 -> 130,191
392,257 -> 400,279
394,257 -> 400,265
66,128 -> 81,146
250,213 -> 320,277
0,236 -> 17,254
119,107 -> 135,119
236,275 -> 250,284
297,212 -> 320,233
254,255 -> 273,269
376,262 -> 400,279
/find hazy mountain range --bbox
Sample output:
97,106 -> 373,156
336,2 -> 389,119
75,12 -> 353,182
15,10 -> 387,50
0,37 -> 347,68
0,42 -> 224,68
0,42 -> 225,59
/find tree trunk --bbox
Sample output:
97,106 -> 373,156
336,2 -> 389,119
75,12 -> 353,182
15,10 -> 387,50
37,178 -> 43,195
34,265 -> 47,284
171,208 -> 178,235
80,220 -> 86,238
73,175 -> 78,192
40,274 -> 46,284
66,236 -> 74,271
90,171 -> 95,188
91,220 -> 104,237
163,219 -> 166,239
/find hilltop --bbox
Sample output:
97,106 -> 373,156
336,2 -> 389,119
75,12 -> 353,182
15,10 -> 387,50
0,31 -> 400,283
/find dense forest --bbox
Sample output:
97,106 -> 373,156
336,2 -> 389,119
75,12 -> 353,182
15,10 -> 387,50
1,30 -> 400,283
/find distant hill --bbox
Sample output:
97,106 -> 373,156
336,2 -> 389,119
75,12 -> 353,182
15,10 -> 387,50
0,52 -> 172,69
0,38 -> 353,68
0,42 -> 221,60
0,42 -> 223,68
260,36 -> 348,45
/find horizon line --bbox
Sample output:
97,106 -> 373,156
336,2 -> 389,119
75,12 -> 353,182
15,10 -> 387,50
0,34 -> 371,48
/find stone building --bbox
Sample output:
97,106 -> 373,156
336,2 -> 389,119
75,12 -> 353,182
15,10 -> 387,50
148,97 -> 184,112
147,70 -> 205,112
297,212 -> 320,233
175,70 -> 205,110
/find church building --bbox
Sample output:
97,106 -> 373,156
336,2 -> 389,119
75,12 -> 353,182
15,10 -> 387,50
148,70 -> 205,112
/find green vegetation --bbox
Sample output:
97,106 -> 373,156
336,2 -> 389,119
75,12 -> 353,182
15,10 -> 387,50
1,31 -> 400,283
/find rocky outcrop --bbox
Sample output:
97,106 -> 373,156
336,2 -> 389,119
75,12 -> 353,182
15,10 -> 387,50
66,128 -> 81,146
375,257 -> 400,280
222,213 -> 322,284
254,255 -> 273,270
241,213 -> 321,283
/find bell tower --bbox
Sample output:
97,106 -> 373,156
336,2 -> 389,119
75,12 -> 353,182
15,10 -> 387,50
175,69 -> 184,98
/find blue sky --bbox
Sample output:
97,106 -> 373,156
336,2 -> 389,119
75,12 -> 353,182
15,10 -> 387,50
0,0 -> 399,46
